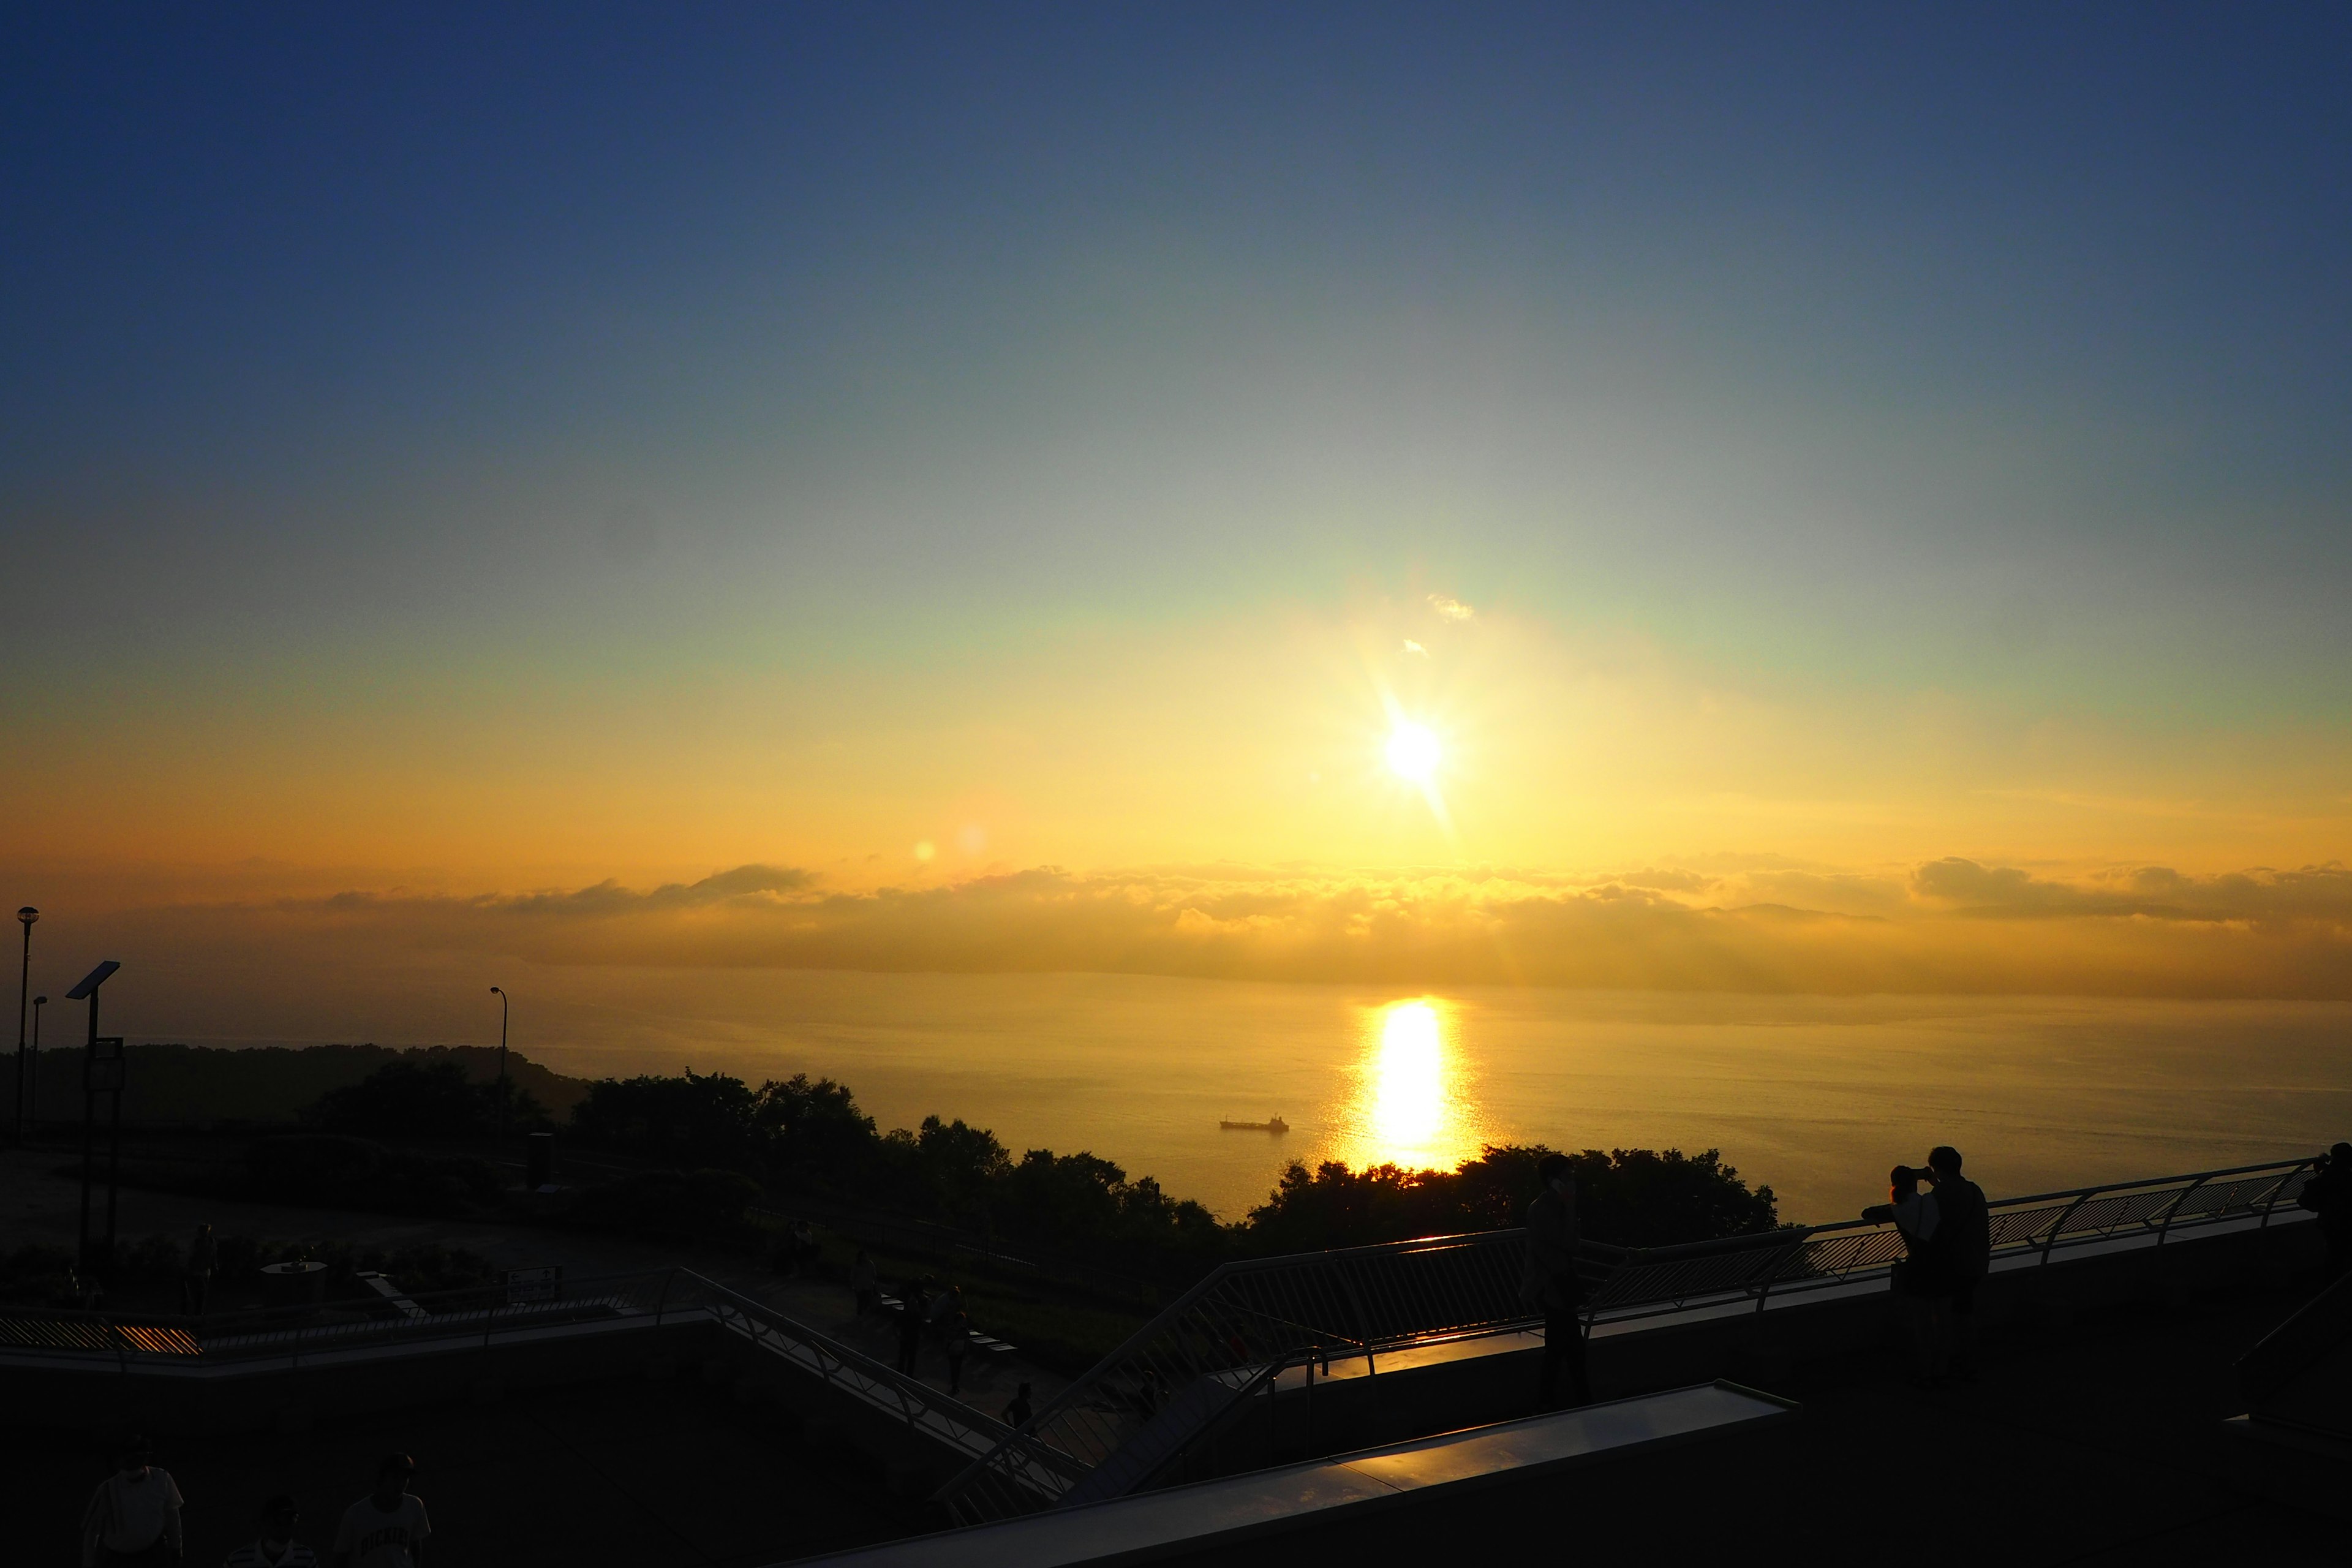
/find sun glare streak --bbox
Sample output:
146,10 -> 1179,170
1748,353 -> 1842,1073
1327,998 -> 1486,1172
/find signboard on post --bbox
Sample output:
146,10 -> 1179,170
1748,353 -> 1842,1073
505,1265 -> 563,1304
85,1038 -> 126,1093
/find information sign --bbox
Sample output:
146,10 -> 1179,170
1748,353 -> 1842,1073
86,1037 -> 126,1093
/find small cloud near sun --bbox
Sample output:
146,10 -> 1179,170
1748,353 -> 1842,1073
1401,639 -> 1427,655
1428,594 -> 1476,621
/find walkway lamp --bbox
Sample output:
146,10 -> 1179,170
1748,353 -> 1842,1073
489,986 -> 509,1133
29,995 -> 45,1130
14,906 -> 34,1142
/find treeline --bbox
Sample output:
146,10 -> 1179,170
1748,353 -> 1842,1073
14,1041 -> 589,1127
568,1071 -> 1229,1278
74,1047 -> 1783,1275
563,1068 -> 1781,1273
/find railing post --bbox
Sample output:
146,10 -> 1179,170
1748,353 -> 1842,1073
2155,1174 -> 2209,1246
2260,1160 -> 2312,1229
2040,1189 -> 2097,1265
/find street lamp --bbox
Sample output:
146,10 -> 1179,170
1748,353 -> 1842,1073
489,986 -> 509,1133
65,958 -> 122,1276
29,995 -> 45,1131
15,907 -> 36,1142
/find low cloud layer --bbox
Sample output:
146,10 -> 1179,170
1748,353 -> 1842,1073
91,856 -> 2352,1000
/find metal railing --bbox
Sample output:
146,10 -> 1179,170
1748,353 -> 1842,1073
933,1152 -> 2321,1524
930,1225 -> 1578,1523
0,1267 -> 684,1369
1581,1154 -> 2320,1326
665,1271 -> 1066,1472
0,1264 -> 1054,1479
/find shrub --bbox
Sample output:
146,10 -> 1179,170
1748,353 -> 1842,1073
570,1071 -> 764,1168
311,1057 -> 546,1138
0,1245 -> 81,1306
1242,1144 -> 1778,1254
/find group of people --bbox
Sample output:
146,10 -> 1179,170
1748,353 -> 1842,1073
884,1272 -> 976,1396
849,1246 -> 1034,1419
769,1217 -> 821,1278
1517,1145 -> 1998,1407
83,1446 -> 428,1568
1865,1145 -> 1993,1387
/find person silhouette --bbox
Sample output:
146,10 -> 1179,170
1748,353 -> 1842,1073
1864,1164 -> 1950,1386
895,1282 -> 928,1375
942,1287 -> 971,1396
1521,1152 -> 1591,1409
1924,1146 -> 1989,1378
2298,1142 -> 2352,1278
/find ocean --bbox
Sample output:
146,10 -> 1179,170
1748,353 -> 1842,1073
471,970 -> 2352,1226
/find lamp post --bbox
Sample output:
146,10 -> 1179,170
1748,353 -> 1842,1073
489,986 -> 509,1134
29,995 -> 45,1131
15,907 -> 36,1142
65,959 -> 121,1277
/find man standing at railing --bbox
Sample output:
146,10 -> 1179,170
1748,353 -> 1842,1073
1926,1147 -> 1990,1381
1523,1153 -> 1591,1409
2299,1143 -> 2352,1279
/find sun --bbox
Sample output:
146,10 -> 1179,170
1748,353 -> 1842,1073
1385,720 -> 1441,786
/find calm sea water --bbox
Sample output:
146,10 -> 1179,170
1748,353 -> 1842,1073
484,970 -> 2352,1226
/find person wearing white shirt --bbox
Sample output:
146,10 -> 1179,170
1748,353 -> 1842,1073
81,1436 -> 183,1567
332,1456 -> 429,1568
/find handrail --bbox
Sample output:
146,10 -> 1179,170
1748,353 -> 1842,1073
0,1267 -> 687,1364
660,1270 -> 1064,1480
932,1150 -> 2323,1525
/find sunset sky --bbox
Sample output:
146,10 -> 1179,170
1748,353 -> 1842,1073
8,6 -> 2352,1019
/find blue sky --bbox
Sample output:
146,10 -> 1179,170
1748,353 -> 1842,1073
5,5 -> 2351,917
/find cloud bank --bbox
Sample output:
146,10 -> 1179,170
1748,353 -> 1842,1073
100,857 -> 2352,1000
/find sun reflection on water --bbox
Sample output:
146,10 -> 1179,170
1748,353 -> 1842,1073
1328,998 -> 1485,1172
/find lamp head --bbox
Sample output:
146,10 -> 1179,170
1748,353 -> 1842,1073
490,986 -> 503,997
32,995 -> 46,1006
17,907 -> 35,927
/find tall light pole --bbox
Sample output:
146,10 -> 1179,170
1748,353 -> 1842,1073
15,907 -> 36,1143
28,995 -> 45,1131
66,959 -> 121,1276
489,986 -> 509,1134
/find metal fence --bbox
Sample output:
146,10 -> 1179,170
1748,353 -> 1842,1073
668,1271 -> 1049,1468
0,1267 -> 684,1368
1582,1154 -> 2320,1325
0,1265 -> 1041,1477
933,1152 -> 2322,1524
930,1226 -> 1577,1523
1,1153 -> 2318,1520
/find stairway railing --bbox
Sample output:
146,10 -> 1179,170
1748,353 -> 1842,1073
933,1152 -> 2321,1524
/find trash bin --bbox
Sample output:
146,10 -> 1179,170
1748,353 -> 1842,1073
260,1260 -> 328,1309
